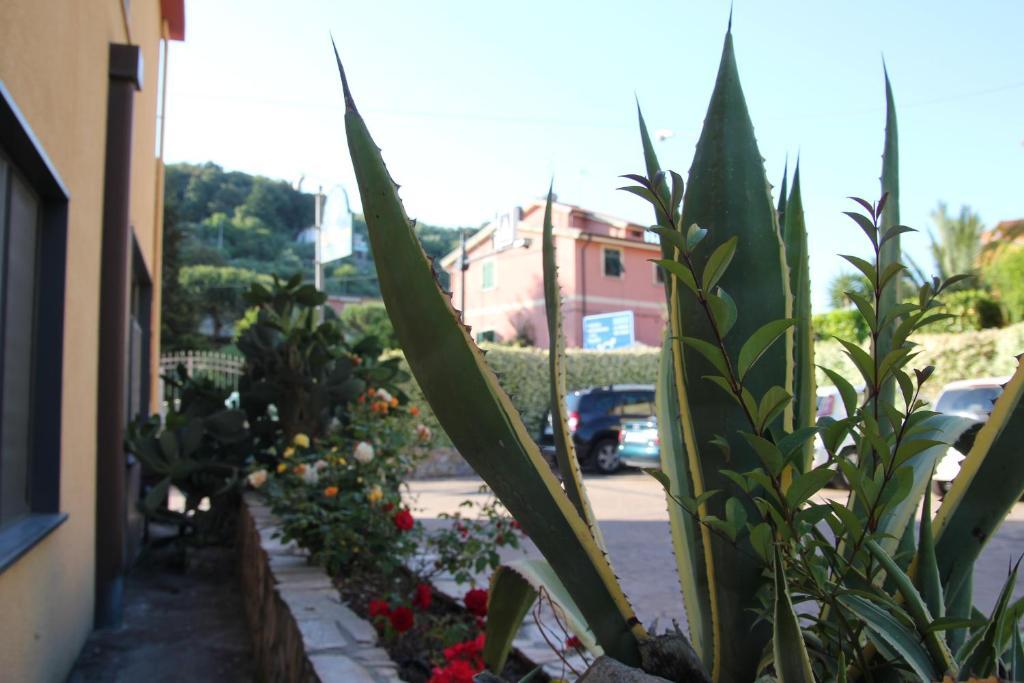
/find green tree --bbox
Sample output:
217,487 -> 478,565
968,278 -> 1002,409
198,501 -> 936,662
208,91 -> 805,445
178,265 -> 272,340
826,270 -> 872,309
986,245 -> 1024,322
928,202 -> 984,289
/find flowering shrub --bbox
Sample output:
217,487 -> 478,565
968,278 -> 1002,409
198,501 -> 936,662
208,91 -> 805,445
429,634 -> 486,683
258,390 -> 430,575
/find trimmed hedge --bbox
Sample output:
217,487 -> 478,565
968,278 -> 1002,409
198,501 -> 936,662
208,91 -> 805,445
815,322 -> 1024,402
813,309 -> 869,343
393,323 -> 1024,447
390,345 -> 660,447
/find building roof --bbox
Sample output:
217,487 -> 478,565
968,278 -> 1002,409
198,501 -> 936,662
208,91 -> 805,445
160,0 -> 185,41
438,198 -> 649,268
984,219 -> 1024,244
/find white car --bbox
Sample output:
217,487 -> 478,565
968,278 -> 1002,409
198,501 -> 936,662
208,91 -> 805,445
931,376 -> 1010,492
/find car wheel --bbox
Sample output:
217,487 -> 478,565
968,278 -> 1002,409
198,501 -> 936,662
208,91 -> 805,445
590,438 -> 621,475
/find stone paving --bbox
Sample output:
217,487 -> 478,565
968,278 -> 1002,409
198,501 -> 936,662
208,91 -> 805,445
408,471 -> 1024,675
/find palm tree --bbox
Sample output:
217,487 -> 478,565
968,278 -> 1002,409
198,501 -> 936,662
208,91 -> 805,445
928,202 -> 984,288
827,271 -> 872,309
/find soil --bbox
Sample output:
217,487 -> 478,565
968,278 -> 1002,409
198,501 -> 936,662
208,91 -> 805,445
335,567 -> 546,683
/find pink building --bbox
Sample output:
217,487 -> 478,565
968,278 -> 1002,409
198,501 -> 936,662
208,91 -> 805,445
440,199 -> 667,348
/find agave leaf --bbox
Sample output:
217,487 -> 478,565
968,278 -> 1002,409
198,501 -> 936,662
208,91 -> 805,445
933,361 -> 1024,607
958,559 -> 1020,678
776,160 -> 788,228
672,26 -> 791,681
863,539 -> 955,675
486,559 -> 603,661
335,46 -> 642,664
782,164 -> 816,470
773,548 -> 815,683
913,470 -> 945,621
483,565 -> 541,674
542,186 -> 605,550
656,334 -> 713,665
876,66 -> 901,413
838,593 -> 939,682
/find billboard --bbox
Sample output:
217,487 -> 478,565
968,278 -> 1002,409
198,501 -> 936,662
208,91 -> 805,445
320,186 -> 353,263
582,310 -> 635,350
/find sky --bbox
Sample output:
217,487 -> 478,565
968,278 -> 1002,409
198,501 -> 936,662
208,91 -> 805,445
163,1 -> 1024,311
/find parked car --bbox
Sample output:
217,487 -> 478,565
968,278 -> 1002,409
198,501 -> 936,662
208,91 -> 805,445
618,417 -> 660,469
931,376 -> 1009,493
812,384 -> 865,486
539,384 -> 655,474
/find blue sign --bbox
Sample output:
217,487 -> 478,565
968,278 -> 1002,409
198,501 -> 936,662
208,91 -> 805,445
582,310 -> 635,350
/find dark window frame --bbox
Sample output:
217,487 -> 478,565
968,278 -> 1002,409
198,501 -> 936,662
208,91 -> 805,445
602,247 -> 624,278
0,80 -> 70,573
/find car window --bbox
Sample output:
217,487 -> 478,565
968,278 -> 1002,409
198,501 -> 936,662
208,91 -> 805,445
616,391 -> 655,416
580,392 -> 616,416
935,386 -> 1002,416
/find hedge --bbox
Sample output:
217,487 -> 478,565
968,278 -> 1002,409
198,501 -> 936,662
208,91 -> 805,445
391,323 -> 1024,447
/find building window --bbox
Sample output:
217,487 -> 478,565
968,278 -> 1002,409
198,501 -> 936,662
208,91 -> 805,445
476,330 -> 497,343
654,262 -> 665,285
603,248 -> 624,278
0,83 -> 69,571
481,259 -> 496,291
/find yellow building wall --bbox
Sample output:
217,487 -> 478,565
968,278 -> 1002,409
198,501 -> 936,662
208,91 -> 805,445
0,1 -> 168,680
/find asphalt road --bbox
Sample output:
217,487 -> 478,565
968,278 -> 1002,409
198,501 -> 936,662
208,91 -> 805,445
408,470 -> 1024,634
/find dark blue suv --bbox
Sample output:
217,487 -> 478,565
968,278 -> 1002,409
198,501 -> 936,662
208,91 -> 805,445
538,384 -> 656,474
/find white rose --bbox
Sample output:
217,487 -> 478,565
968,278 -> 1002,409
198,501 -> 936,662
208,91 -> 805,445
353,441 -> 375,464
314,459 -> 329,472
376,388 -> 393,403
247,469 -> 269,489
302,465 -> 320,486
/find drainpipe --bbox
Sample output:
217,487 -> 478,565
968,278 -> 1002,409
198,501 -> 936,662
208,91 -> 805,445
579,232 -> 594,345
95,43 -> 142,629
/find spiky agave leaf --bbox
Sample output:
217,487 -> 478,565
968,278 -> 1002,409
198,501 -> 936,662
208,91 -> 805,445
933,360 -> 1024,613
782,163 -> 815,470
672,26 -> 792,681
876,66 -> 901,414
542,186 -> 606,549
772,547 -> 815,682
637,103 -> 713,669
333,45 -> 643,665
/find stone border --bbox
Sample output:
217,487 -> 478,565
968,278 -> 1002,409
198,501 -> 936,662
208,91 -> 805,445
239,493 -> 402,683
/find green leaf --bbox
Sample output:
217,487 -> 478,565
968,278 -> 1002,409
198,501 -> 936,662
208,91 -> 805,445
706,288 -> 738,337
337,48 -> 641,665
839,254 -> 878,289
933,362 -> 1024,604
835,338 -> 875,387
683,337 -> 731,378
749,523 -> 772,562
656,259 -> 699,294
876,66 -> 902,416
773,548 -> 815,683
687,223 -> 709,251
701,236 -> 738,292
785,468 -> 835,508
959,559 -> 1021,677
484,565 -> 539,673
756,385 -> 792,433
837,594 -> 939,682
737,319 -> 795,380
843,211 -> 878,249
818,367 -> 860,418
651,227 -> 687,255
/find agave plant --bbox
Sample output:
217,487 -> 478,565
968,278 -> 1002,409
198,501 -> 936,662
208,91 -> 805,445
334,23 -> 1024,682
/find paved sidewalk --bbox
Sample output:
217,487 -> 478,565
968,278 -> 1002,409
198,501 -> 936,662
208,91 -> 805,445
408,471 -> 1024,669
68,544 -> 255,683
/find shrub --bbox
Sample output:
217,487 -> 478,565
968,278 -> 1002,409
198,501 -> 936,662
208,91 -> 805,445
339,301 -> 399,349
985,245 -> 1024,322
812,309 -> 868,343
914,287 -> 1004,332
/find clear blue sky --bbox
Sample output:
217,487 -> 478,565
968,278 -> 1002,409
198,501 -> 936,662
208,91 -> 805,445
164,1 -> 1024,311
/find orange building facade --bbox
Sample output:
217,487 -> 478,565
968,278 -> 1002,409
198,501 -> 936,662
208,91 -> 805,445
441,199 -> 667,348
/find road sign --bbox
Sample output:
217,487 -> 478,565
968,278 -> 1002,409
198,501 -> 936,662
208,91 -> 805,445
582,310 -> 635,350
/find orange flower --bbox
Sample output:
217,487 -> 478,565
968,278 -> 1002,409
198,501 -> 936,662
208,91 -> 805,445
409,406 -> 420,417
323,486 -> 339,497
293,464 -> 307,475
367,387 -> 377,397
389,397 -> 399,408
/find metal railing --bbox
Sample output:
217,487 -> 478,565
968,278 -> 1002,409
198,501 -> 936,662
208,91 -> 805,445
158,350 -> 245,403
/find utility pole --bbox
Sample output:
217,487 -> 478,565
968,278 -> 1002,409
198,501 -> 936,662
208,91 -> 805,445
459,229 -> 469,321
314,185 -> 324,292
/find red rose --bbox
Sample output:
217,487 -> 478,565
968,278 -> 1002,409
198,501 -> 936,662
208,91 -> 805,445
389,605 -> 414,633
463,588 -> 488,617
510,519 -> 521,530
428,658 -> 477,683
413,582 -> 432,610
565,635 -> 583,650
383,502 -> 395,512
368,599 -> 391,618
393,508 -> 414,531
